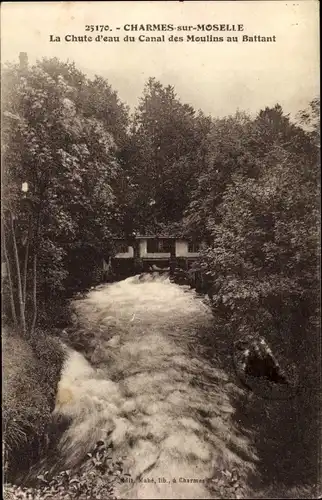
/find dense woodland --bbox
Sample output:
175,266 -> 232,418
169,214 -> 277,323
2,56 -> 320,498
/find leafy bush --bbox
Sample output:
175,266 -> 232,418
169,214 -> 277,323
4,441 -> 125,500
3,329 -> 65,481
184,102 -> 320,491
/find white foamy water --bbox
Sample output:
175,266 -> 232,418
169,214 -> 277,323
53,274 -> 256,499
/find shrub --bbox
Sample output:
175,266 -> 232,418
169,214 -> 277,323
3,329 -> 65,481
3,441 -> 125,499
184,102 -> 320,492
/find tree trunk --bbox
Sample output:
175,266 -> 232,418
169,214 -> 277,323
22,214 -> 31,312
3,229 -> 18,327
31,252 -> 37,335
10,212 -> 26,334
30,209 -> 41,336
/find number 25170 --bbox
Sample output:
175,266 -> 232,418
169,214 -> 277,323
85,25 -> 110,32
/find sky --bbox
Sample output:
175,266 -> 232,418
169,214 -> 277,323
1,1 -> 320,120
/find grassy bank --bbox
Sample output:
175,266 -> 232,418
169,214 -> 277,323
3,327 -> 65,482
2,319 -> 127,500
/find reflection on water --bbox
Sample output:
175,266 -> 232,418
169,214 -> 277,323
52,274 -> 256,499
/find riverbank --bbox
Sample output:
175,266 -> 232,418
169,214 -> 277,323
3,276 -> 318,499
3,327 -> 65,482
2,324 -> 127,500
44,275 -> 257,499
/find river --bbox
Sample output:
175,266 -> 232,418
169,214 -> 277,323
51,274 -> 256,499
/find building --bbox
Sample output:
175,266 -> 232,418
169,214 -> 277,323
105,235 -> 203,278
113,235 -> 201,260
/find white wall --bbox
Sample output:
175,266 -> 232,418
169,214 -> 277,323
176,240 -> 188,257
176,240 -> 200,257
146,252 -> 171,258
139,239 -> 147,257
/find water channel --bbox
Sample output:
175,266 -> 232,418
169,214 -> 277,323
51,274 -> 255,498
45,274 -> 316,499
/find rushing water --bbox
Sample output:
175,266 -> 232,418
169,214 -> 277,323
51,274 -> 256,499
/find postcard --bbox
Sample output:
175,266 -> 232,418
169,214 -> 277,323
2,1 -> 320,499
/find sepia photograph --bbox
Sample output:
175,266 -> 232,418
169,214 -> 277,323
1,1 -> 320,499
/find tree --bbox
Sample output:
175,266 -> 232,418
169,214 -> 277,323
296,97 -> 320,147
188,102 -> 319,349
2,55 -> 128,333
186,101 -> 320,486
183,111 -> 258,241
183,104 -> 314,241
121,77 -> 211,234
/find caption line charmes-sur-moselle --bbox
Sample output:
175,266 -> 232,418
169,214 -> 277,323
49,24 -> 277,43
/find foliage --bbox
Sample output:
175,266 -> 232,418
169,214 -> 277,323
183,104 -> 315,240
3,329 -> 65,479
4,441 -> 125,499
1,56 -> 128,332
183,111 -> 257,241
196,103 -> 319,358
184,100 -> 320,488
296,96 -> 320,146
121,77 -> 211,234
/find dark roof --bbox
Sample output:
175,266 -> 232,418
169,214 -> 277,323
113,235 -> 183,240
136,235 -> 179,239
112,234 -> 189,241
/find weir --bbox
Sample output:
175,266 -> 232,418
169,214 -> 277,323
48,275 -> 256,499
103,235 -> 211,292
